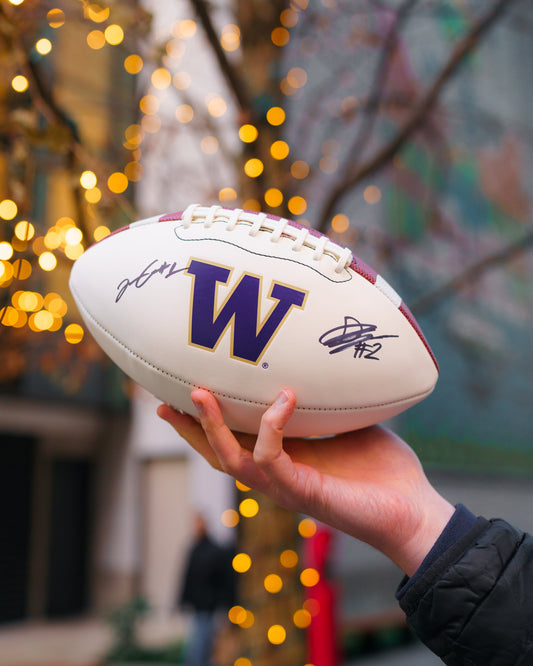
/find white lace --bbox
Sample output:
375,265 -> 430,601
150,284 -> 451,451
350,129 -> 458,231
180,204 -> 353,273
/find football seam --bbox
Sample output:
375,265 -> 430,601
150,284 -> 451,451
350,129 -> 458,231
173,225 -> 353,284
71,286 -> 435,414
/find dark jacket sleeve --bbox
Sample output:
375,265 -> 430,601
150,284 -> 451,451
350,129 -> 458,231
398,517 -> 533,665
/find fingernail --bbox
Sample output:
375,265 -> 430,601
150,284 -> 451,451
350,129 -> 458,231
192,397 -> 204,415
275,390 -> 289,406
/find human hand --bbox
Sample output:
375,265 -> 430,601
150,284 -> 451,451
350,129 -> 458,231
157,389 -> 454,576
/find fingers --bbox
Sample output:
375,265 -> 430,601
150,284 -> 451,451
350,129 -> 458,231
190,389 -> 270,491
156,403 -> 221,470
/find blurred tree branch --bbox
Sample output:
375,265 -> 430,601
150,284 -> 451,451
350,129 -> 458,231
411,224 -> 533,314
316,0 -> 522,233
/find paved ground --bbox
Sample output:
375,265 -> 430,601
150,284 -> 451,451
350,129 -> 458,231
0,617 -> 443,666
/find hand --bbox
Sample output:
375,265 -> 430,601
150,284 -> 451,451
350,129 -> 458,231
157,389 -> 454,576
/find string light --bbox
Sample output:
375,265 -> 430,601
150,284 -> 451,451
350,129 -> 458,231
47,8 -> 65,28
11,75 -> 29,93
35,38 -> 52,55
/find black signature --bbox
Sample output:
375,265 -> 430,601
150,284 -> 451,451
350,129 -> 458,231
319,316 -> 398,360
116,259 -> 186,302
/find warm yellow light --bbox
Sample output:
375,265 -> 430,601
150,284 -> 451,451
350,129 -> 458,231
11,75 -> 29,93
234,658 -> 252,666
242,199 -> 261,211
173,19 -> 197,39
218,187 -> 237,203
264,188 -> 283,208
12,259 -> 31,280
94,225 -> 110,242
80,170 -> 97,189
264,574 -> 283,594
0,242 -> 13,261
44,293 -> 67,316
140,94 -> 159,115
200,136 -> 219,155
65,323 -> 84,344
267,625 -> 286,645
85,187 -> 102,204
280,549 -> 298,568
235,480 -> 250,492
12,310 -> 27,328
108,172 -> 128,194
87,4 -> 109,23
14,221 -> 35,241
105,24 -> 124,45
271,27 -> 290,47
300,567 -> 320,587
266,106 -> 286,126
228,606 -> 247,625
35,38 -> 52,55
166,39 -> 184,59
176,104 -> 194,124
290,160 -> 309,179
288,195 -> 307,215
124,54 -> 143,75
244,158 -> 264,178
364,185 -> 382,204
240,610 -> 255,629
124,161 -> 143,182
270,140 -> 290,160
298,518 -> 317,538
65,227 -> 83,245
221,509 -> 239,528
287,67 -> 308,89
151,67 -> 171,90
64,244 -> 84,260
207,94 -> 227,118
39,251 -> 57,272
141,114 -> 161,134
0,261 -> 13,284
47,8 -> 65,28
221,24 -> 240,52
173,71 -> 191,90
124,124 -> 144,147
238,124 -> 258,143
8,0 -> 25,5
239,498 -> 259,518
331,213 -> 349,233
17,291 -> 42,312
280,9 -> 299,28
33,310 -> 54,331
232,553 -> 252,573
1,306 -> 20,326
293,608 -> 312,629
87,30 -> 105,50
0,199 -> 18,220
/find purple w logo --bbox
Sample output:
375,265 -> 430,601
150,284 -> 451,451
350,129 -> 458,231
185,259 -> 307,364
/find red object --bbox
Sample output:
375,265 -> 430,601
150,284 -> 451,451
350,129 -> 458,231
304,526 -> 340,666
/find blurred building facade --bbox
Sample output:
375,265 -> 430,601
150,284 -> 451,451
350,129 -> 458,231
0,0 -> 234,629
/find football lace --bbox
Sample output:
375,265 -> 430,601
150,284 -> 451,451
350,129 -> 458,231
181,204 -> 353,274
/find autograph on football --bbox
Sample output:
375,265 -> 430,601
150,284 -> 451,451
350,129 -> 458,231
319,316 -> 398,360
116,259 -> 185,302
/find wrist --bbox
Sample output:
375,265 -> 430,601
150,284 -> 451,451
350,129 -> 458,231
394,491 -> 455,577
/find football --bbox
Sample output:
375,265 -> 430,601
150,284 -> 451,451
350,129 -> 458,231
69,204 -> 438,437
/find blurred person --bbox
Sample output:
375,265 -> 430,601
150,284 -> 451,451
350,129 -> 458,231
160,388 -> 533,666
179,512 -> 235,666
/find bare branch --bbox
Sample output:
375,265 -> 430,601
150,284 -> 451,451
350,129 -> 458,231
316,0 -> 522,233
189,0 -> 257,120
411,225 -> 533,314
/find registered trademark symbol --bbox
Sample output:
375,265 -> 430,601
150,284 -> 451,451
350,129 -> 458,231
262,362 -> 269,369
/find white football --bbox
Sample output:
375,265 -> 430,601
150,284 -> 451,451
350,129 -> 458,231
69,204 -> 438,437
